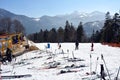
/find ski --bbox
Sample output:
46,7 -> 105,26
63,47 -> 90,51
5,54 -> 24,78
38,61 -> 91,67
57,69 -> 81,75
1,74 -> 32,79
81,71 -> 114,80
67,57 -> 84,62
0,70 -> 11,74
81,74 -> 99,80
57,64 -> 87,69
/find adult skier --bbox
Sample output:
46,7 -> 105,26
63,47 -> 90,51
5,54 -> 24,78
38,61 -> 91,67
100,64 -> 106,80
58,43 -> 61,49
75,40 -> 79,50
91,42 -> 94,51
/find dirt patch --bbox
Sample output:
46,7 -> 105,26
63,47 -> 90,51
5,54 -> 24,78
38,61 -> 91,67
29,46 -> 39,51
102,43 -> 120,47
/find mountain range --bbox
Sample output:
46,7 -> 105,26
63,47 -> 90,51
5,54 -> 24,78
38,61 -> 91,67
0,8 -> 105,36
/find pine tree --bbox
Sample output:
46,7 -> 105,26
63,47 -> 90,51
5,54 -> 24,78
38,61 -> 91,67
33,32 -> 38,42
91,29 -> 95,42
43,29 -> 49,42
94,30 -> 101,42
48,28 -> 57,42
70,23 -> 76,42
105,12 -> 111,20
38,29 -> 44,42
76,22 -> 85,42
64,20 -> 71,42
101,12 -> 113,42
112,13 -> 120,43
101,12 -> 120,43
57,27 -> 64,42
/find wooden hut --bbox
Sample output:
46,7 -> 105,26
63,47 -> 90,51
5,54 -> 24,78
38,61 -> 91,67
0,33 -> 24,56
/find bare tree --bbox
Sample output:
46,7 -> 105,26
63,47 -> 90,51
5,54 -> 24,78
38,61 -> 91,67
13,19 -> 25,33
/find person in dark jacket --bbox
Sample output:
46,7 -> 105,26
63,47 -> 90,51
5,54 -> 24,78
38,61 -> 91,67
91,42 -> 94,51
6,48 -> 12,62
75,40 -> 79,50
58,43 -> 61,49
100,64 -> 106,80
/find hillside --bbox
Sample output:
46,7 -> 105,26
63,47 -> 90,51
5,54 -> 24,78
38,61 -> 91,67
1,43 -> 120,80
0,8 -> 105,35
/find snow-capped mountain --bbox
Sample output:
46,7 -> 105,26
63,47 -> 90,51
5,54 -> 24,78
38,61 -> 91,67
84,21 -> 104,36
0,8 -> 15,17
32,18 -> 40,21
0,8 -> 105,35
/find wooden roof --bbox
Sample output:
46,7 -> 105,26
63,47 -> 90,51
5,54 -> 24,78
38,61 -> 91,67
0,33 -> 21,40
0,34 -> 8,39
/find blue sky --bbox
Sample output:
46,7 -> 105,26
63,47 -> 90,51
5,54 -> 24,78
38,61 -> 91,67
0,0 -> 120,17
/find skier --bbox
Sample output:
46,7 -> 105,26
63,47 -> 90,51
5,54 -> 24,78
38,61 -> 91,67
91,42 -> 94,51
58,43 -> 61,49
100,64 -> 106,80
75,40 -> 79,50
6,48 -> 12,62
47,43 -> 50,48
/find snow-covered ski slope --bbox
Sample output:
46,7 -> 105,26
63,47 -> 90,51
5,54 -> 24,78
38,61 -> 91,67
1,43 -> 120,80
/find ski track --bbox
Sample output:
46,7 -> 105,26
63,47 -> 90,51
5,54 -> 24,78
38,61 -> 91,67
1,43 -> 120,80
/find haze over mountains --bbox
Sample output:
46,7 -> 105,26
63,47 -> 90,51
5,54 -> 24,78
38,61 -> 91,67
0,8 -> 105,36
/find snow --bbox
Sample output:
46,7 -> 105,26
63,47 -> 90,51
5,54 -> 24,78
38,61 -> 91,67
79,13 -> 88,17
1,43 -> 120,80
89,11 -> 105,17
33,18 -> 40,21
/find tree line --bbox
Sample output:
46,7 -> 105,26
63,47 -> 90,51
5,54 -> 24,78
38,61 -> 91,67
28,12 -> 120,43
1,12 -> 119,43
0,18 -> 25,34
93,12 -> 120,43
28,20 -> 88,43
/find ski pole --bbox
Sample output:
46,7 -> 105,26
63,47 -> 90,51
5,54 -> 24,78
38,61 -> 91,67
72,51 -> 77,65
101,54 -> 111,80
90,54 -> 92,73
72,51 -> 75,59
95,57 -> 99,73
52,50 -> 55,62
67,49 -> 69,58
90,54 -> 92,79
115,66 -> 120,80
62,49 -> 64,58
10,56 -> 17,80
